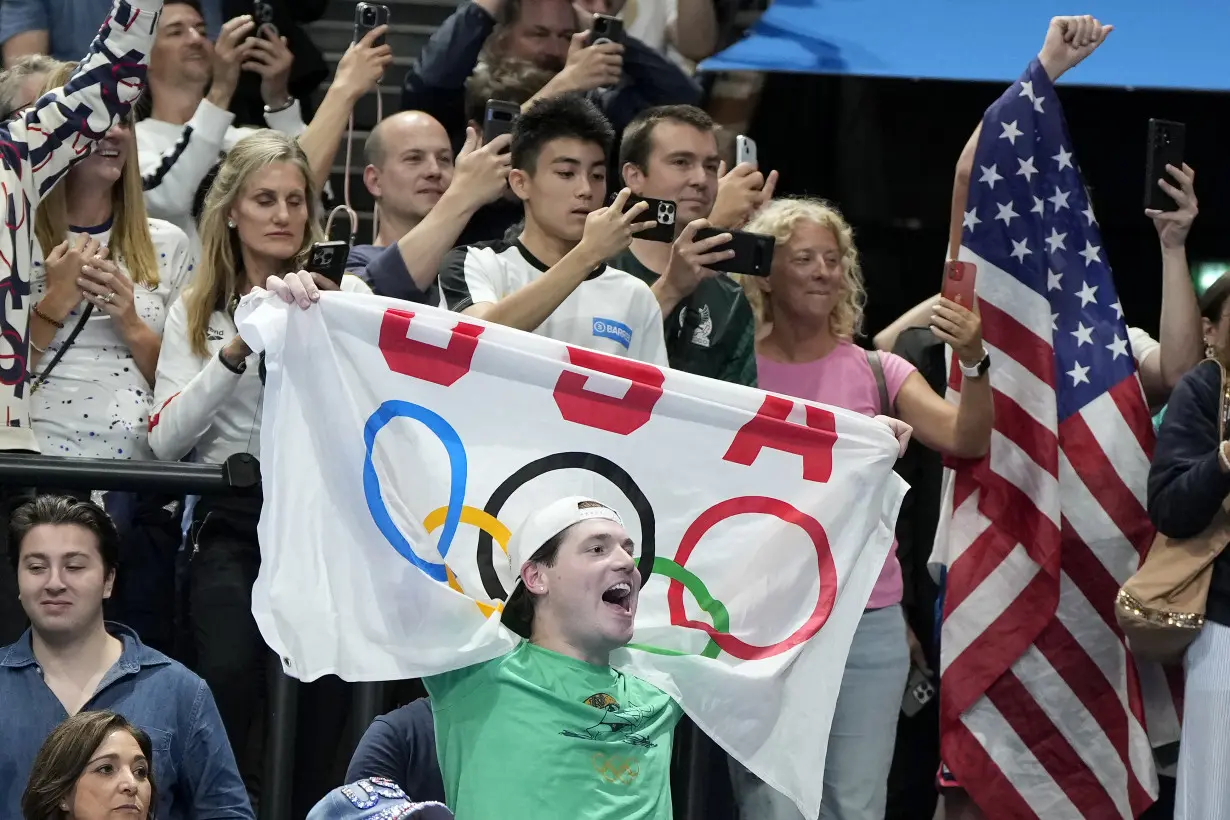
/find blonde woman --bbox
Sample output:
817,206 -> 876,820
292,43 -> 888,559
147,129 -> 366,813
728,198 -> 993,820
29,63 -> 194,460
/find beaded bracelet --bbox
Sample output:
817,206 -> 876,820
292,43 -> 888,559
31,302 -> 64,329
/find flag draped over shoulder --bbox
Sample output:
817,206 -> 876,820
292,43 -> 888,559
238,293 -> 907,817
931,59 -> 1182,819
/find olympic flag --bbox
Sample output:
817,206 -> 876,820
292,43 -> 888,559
239,291 -> 907,817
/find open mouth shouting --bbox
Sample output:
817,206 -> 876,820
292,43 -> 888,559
602,580 -> 635,616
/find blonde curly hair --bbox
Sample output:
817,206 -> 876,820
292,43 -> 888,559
740,197 -> 867,340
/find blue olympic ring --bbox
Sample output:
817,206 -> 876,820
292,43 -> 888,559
363,400 -> 468,582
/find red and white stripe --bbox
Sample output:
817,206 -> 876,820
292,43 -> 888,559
933,249 -> 1182,819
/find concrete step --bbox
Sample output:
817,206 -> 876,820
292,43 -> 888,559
320,0 -> 459,29
307,19 -> 435,54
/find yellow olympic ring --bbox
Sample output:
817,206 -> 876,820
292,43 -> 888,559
423,505 -> 511,618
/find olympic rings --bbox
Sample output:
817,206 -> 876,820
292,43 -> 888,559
423,505 -> 510,618
363,403 -> 832,661
476,452 -> 656,601
668,496 -> 837,661
626,557 -> 725,659
363,400 -> 468,583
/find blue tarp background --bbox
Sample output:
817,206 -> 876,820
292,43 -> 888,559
700,0 -> 1230,92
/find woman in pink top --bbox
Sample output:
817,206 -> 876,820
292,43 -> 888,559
726,198 -> 994,820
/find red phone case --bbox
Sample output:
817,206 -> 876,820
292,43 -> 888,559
942,261 -> 977,308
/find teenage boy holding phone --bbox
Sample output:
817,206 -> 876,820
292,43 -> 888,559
438,94 -> 668,366
614,105 -> 777,386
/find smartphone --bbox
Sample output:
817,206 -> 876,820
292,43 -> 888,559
309,241 -> 350,285
621,195 -> 676,243
253,0 -> 277,35
588,13 -> 624,45
694,227 -> 775,277
941,260 -> 976,309
901,664 -> 935,717
736,135 -> 757,168
483,100 -> 520,148
354,2 -> 390,46
1144,118 -> 1185,212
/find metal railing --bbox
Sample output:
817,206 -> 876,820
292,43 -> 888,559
0,452 -> 388,820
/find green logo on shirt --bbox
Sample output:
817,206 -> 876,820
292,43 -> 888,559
561,692 -> 659,749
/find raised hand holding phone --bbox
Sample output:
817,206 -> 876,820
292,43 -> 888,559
1145,162 -> 1197,249
578,188 -> 654,262
930,296 -> 984,367
557,30 -> 623,92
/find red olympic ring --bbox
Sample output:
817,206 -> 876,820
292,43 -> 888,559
667,496 -> 837,661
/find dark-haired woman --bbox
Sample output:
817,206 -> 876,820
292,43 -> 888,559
1147,333 -> 1230,819
21,710 -> 156,820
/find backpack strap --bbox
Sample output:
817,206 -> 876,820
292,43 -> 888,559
866,349 -> 891,415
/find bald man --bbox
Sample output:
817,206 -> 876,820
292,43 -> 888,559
347,111 -> 512,304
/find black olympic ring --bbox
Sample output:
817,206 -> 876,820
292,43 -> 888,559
477,452 -> 657,601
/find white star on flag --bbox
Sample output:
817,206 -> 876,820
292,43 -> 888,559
1067,360 -> 1091,386
1071,322 -> 1094,346
1047,270 -> 1063,291
1107,334 -> 1129,359
1082,204 -> 1097,226
995,202 -> 1019,226
1048,187 -> 1071,211
1076,280 -> 1099,307
1019,80 -> 1035,101
979,164 -> 1003,189
1000,120 -> 1024,145
1017,155 -> 1038,182
963,209 -> 981,231
1111,300 -> 1123,319
1044,228 -> 1067,254
1032,94 -> 1045,113
1054,145 -> 1073,170
1051,312 -> 1059,331
1079,240 -> 1101,267
1031,196 -> 1045,215
1010,238 -> 1032,262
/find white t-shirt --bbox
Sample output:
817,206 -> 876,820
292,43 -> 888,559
29,218 -> 194,460
1127,325 -> 1160,368
438,239 -> 669,366
150,274 -> 371,466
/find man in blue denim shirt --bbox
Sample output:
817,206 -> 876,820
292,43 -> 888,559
0,495 -> 252,819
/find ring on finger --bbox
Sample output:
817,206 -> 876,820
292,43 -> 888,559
102,291 -> 116,304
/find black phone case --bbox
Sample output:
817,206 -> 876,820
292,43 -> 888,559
353,3 -> 390,46
309,241 -> 350,285
622,195 -> 676,243
1144,119 -> 1185,213
694,227 -> 775,277
588,14 -> 624,45
483,101 -> 520,146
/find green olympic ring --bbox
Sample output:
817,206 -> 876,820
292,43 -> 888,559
627,556 -> 729,659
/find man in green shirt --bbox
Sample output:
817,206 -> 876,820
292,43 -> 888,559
612,105 -> 775,387
424,497 -> 682,818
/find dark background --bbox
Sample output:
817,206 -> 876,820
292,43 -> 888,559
745,72 -> 1230,337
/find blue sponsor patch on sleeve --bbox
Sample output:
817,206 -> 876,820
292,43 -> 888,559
592,317 -> 633,349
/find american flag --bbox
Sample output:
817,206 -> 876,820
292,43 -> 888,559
934,59 -> 1183,819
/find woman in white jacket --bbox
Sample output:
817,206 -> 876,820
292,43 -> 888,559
147,129 -> 366,812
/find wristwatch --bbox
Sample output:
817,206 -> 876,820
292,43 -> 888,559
959,350 -> 991,379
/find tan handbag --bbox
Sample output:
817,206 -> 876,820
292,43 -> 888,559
1115,362 -> 1230,665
